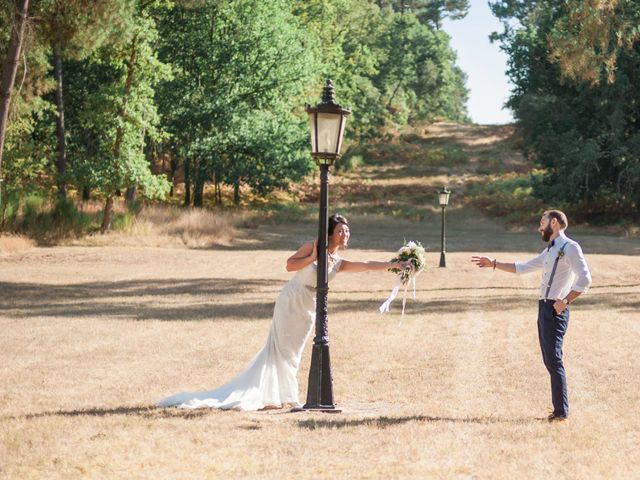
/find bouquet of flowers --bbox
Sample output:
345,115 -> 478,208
380,241 -> 426,318
388,241 -> 426,284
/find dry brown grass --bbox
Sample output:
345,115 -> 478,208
136,205 -> 249,248
68,205 -> 253,249
1,219 -> 639,479
0,234 -> 34,254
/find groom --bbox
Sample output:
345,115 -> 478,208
471,210 -> 592,421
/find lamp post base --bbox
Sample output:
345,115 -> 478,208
439,252 -> 446,268
301,342 -> 339,411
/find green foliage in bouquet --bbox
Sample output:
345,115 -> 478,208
389,241 -> 426,285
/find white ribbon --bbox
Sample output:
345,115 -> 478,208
379,268 -> 421,323
379,279 -> 401,314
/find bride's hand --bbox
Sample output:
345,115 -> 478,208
396,260 -> 413,270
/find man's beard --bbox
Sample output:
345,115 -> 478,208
541,224 -> 553,242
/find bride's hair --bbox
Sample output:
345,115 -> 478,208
328,214 -> 349,236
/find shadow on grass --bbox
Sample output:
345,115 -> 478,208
296,414 -> 528,430
222,212 -> 640,255
339,284 -> 640,294
1,278 -> 637,321
332,289 -> 640,315
9,405 -> 212,421
0,277 -> 280,321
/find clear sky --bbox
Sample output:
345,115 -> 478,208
442,0 -> 514,125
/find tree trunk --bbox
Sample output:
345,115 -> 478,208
53,40 -> 66,198
184,157 -> 191,206
125,185 -> 137,204
387,81 -> 403,109
82,186 -> 90,201
169,157 -> 178,197
0,190 -> 9,228
0,0 -> 30,181
213,170 -> 221,205
100,195 -> 115,233
193,174 -> 205,207
233,178 -> 240,205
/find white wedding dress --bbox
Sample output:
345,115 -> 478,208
157,257 -> 342,411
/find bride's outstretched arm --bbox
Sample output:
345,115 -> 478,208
286,240 -> 317,271
339,259 -> 411,273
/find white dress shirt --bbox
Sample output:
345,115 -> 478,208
515,232 -> 592,300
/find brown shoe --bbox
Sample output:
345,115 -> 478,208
547,413 -> 568,422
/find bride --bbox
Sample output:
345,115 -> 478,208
157,214 -> 409,411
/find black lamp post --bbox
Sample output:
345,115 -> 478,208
302,79 -> 351,412
438,186 -> 451,268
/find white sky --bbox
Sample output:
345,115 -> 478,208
443,0 -> 514,124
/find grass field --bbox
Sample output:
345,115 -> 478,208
1,213 -> 639,479
1,123 -> 639,478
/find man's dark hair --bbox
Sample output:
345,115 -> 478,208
545,210 -> 568,229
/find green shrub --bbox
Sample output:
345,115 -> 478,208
10,196 -> 98,244
424,145 -> 467,166
112,211 -> 136,231
21,193 -> 47,222
468,171 -> 546,224
257,200 -> 312,223
336,154 -> 364,172
0,191 -> 21,228
126,199 -> 144,215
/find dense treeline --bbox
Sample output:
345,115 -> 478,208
491,0 -> 640,222
0,0 -> 469,230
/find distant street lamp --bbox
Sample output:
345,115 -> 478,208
302,79 -> 351,412
438,186 -> 451,268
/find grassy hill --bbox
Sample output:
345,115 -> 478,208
288,122 -> 529,222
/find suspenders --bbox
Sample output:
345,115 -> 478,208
545,242 -> 568,299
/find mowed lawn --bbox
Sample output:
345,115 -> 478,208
1,218 -> 639,479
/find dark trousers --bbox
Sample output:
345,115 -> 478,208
537,300 -> 570,417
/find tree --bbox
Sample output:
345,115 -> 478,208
155,0 -> 317,206
377,0 -> 469,29
490,0 -> 640,220
294,1 -> 468,139
1,0 -> 474,229
60,3 -> 171,231
373,11 -> 468,124
412,0 -> 469,29
0,0 -> 30,205
547,0 -> 640,85
33,0 -> 132,198
294,0 -> 391,141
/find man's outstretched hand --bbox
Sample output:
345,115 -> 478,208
471,256 -> 493,268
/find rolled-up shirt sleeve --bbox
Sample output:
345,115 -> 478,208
515,250 -> 545,275
566,242 -> 592,293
